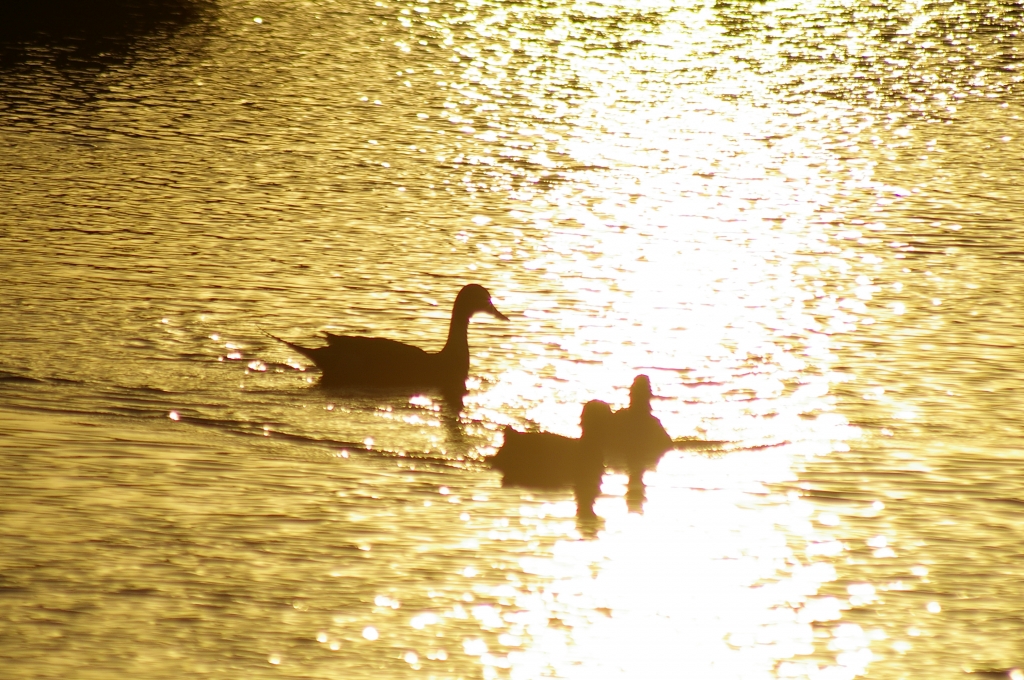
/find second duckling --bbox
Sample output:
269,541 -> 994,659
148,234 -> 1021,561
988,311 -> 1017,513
605,375 -> 673,487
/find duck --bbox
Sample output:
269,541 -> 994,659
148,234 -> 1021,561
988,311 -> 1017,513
266,283 -> 508,393
489,400 -> 613,517
604,375 -> 673,487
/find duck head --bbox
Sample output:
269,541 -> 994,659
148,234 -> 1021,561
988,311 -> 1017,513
580,399 -> 613,437
455,283 -> 509,321
629,374 -> 654,412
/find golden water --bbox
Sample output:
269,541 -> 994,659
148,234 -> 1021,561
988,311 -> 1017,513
2,0 -> 1023,677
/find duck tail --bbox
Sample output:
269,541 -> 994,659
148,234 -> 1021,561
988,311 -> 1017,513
258,327 -> 319,363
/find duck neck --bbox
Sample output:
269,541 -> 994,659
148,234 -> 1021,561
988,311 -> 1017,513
630,396 -> 652,416
439,305 -> 472,370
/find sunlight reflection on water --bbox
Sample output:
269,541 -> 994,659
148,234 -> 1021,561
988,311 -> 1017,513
447,10 -> 876,673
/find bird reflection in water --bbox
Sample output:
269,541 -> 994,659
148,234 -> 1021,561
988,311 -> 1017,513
264,283 -> 507,405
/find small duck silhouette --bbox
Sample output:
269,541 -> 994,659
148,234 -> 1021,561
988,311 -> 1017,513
266,284 -> 508,393
605,375 -> 673,487
490,400 -> 613,517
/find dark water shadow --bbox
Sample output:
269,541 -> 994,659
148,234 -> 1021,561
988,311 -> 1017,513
0,0 -> 213,70
0,370 -> 45,385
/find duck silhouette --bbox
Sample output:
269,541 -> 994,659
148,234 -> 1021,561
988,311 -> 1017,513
605,375 -> 673,487
490,400 -> 613,517
266,284 -> 508,394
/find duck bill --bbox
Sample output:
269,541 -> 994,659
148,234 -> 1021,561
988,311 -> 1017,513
486,301 -> 509,321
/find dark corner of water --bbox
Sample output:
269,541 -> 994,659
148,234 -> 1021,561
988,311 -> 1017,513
0,0 -> 214,69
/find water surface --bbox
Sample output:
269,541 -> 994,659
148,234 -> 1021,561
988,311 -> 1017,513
2,0 -> 1024,677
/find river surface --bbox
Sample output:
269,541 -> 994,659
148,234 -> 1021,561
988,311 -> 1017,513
2,0 -> 1023,678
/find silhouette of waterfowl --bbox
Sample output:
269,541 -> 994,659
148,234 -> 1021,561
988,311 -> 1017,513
490,400 -> 613,517
265,284 -> 508,395
605,375 -> 673,488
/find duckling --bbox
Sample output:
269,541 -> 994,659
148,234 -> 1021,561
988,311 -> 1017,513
490,400 -> 613,517
266,284 -> 507,394
605,375 -> 673,487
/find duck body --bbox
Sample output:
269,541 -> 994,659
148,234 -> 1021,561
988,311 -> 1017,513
268,284 -> 507,393
491,429 -> 592,489
606,409 -> 672,475
489,400 -> 612,516
604,375 -> 673,485
300,336 -> 447,389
